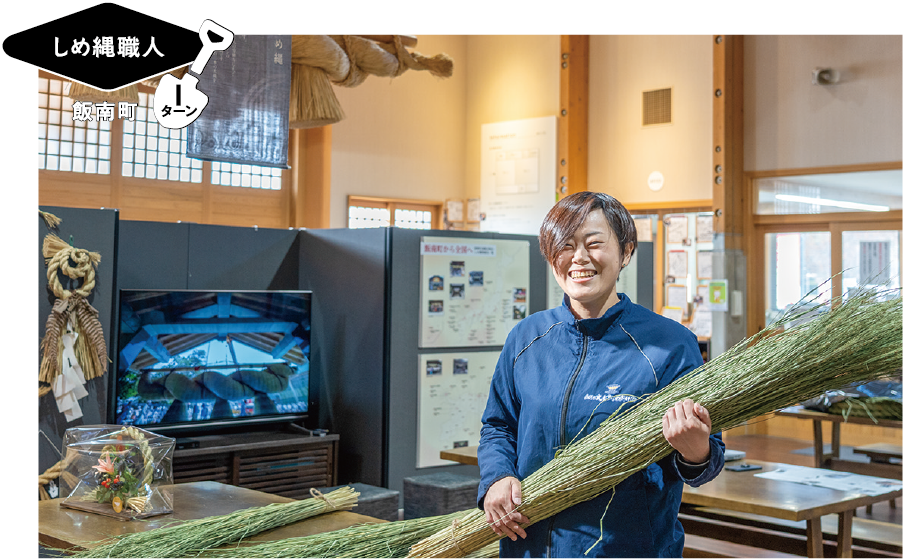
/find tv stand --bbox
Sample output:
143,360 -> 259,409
172,430 -> 339,499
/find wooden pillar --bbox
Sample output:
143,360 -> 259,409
712,35 -> 744,250
557,35 -> 589,200
288,126 -> 332,229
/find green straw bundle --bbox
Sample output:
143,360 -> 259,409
408,289 -> 902,558
69,486 -> 358,558
203,510 -> 469,558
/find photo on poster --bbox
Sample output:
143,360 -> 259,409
469,271 -> 484,286
453,440 -> 469,449
513,287 -> 527,303
429,300 -> 444,314
450,284 -> 465,299
453,358 -> 469,375
426,360 -> 442,376
429,275 -> 444,291
513,304 -> 527,320
450,261 -> 465,277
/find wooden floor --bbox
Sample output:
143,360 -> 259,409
724,434 -> 901,525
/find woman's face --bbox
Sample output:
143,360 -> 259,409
552,209 -> 633,319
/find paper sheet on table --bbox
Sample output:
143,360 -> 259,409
755,464 -> 902,496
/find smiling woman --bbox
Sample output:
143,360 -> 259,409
540,192 -> 637,319
477,191 -> 725,558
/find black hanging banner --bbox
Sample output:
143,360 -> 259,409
185,35 -> 290,169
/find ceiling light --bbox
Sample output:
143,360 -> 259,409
775,194 -> 889,212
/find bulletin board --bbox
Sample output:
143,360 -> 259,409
416,351 -> 499,468
419,236 -> 530,348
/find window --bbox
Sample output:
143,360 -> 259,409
122,91 -> 203,182
348,196 -> 440,230
211,162 -> 282,190
38,77 -> 111,174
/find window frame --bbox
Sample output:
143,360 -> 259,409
347,195 -> 442,230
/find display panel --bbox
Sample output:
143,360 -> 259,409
114,290 -> 311,432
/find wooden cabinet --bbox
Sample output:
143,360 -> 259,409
172,432 -> 339,500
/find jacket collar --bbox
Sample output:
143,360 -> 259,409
560,293 -> 630,338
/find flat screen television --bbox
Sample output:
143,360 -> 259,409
112,289 -> 312,434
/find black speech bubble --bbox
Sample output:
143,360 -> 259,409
3,3 -> 203,90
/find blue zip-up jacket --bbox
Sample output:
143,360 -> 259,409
478,294 -> 725,558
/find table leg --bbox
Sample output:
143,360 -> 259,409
836,511 -> 853,558
806,516 -> 824,558
813,420 -> 825,468
830,422 -> 841,464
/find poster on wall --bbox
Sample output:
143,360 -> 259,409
416,351 -> 499,468
420,237 -> 530,348
480,116 -> 557,235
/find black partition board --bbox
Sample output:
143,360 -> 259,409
385,229 -> 545,499
635,241 -> 654,311
38,207 -> 119,475
298,228 -> 388,486
185,224 -> 300,290
117,220 -> 191,289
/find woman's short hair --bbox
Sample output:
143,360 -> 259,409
539,191 -> 637,265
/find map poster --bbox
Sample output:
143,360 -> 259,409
420,237 -> 530,348
417,351 -> 500,468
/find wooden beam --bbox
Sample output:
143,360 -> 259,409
288,126 -> 332,229
558,35 -> 589,199
713,35 -> 744,250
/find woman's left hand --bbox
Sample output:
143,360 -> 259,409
662,398 -> 711,464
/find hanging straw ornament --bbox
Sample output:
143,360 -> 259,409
39,233 -> 107,397
39,210 -> 62,229
289,35 -> 454,129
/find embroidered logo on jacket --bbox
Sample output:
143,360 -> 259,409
584,384 -> 638,403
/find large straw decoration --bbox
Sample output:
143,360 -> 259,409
289,35 -> 453,129
39,233 -> 107,396
68,486 -> 359,558
408,288 -> 902,558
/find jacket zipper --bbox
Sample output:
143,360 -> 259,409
559,321 -> 589,448
549,321 -> 589,557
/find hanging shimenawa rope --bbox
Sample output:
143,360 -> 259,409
39,233 -> 108,396
407,288 -> 902,558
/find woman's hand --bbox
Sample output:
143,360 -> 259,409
662,398 -> 712,464
483,476 -> 531,541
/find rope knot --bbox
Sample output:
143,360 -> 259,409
310,487 -> 337,510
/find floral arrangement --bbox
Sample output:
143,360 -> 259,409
60,425 -> 174,519
88,449 -> 147,513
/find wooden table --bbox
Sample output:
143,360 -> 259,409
440,447 -> 901,558
775,405 -> 903,479
39,481 -> 384,552
682,460 -> 902,557
440,445 -> 478,466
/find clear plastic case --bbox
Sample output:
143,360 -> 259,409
60,425 -> 174,519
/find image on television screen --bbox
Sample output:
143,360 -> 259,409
115,290 -> 311,427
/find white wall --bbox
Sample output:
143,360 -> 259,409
588,36 -> 714,205
463,35 -> 560,201
329,35 -> 468,228
745,35 -> 903,171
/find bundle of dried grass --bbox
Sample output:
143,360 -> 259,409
39,210 -> 61,229
68,486 -> 359,558
408,288 -> 902,557
204,510 -> 468,558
